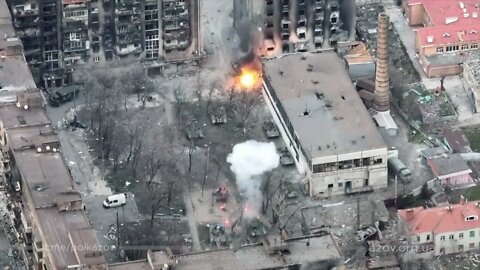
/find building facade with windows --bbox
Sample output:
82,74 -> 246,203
404,0 -> 480,77
6,0 -> 203,86
262,52 -> 388,198
398,200 -> 480,256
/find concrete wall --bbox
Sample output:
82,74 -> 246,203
345,62 -> 375,80
435,227 -> 480,255
463,63 -> 480,113
426,63 -> 462,78
309,163 -> 388,197
406,3 -> 424,26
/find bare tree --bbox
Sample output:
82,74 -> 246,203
233,91 -> 260,133
261,172 -> 283,216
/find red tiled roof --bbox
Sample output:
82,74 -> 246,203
409,0 -> 480,47
399,201 -> 480,234
417,23 -> 480,46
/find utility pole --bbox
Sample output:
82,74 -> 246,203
201,145 -> 209,197
116,210 -> 120,255
356,197 -> 360,230
394,175 -> 398,208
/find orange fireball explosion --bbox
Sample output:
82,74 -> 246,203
238,68 -> 260,90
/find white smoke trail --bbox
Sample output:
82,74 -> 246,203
226,140 -> 280,218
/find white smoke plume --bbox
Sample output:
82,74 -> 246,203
227,140 -> 280,218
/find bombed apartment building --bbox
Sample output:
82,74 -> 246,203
6,0 -> 202,85
62,0 -> 90,66
233,0 -> 356,57
7,0 -> 65,86
114,0 -> 142,57
262,52 -> 388,198
0,3 -> 107,268
142,0 -> 202,73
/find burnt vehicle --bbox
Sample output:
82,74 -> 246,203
209,106 -> 227,124
278,147 -> 294,166
186,120 -> 204,140
262,121 -> 280,138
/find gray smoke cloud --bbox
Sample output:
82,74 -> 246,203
227,140 -> 280,218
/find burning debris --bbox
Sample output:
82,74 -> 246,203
226,141 -> 280,218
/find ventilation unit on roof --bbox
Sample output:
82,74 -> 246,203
460,2 -> 465,9
471,29 -> 478,34
464,13 -> 470,18
427,36 -> 434,43
445,16 -> 459,24
443,32 -> 451,37
473,12 -> 478,18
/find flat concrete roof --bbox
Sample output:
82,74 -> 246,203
262,52 -> 386,159
36,208 -> 106,268
14,149 -> 76,207
7,124 -> 57,151
110,234 -> 343,270
0,104 -> 50,129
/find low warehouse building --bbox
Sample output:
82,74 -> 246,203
262,52 -> 388,198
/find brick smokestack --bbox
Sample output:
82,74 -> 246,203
374,12 -> 390,112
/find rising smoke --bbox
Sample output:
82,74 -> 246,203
226,140 -> 280,218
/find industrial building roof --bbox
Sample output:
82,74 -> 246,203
262,52 -> 386,159
399,201 -> 480,234
109,234 -> 344,270
428,154 -> 472,177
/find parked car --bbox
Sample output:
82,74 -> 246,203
278,147 -> 294,166
103,193 -> 127,208
262,121 -> 280,138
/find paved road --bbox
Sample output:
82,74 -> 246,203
46,98 -> 142,263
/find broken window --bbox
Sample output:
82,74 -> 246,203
440,236 -> 445,241
374,158 -> 382,165
363,179 -> 369,186
436,47 -> 444,53
327,184 -> 333,189
472,43 -> 479,49
298,32 -> 306,39
462,44 -> 469,50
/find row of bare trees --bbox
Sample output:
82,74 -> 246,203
77,67 -> 184,231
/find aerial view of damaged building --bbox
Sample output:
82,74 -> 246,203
4,0 -> 480,269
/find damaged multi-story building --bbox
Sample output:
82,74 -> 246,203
6,0 -> 202,86
262,52 -> 388,198
233,0 -> 356,57
141,0 -> 202,74
0,2 -> 108,269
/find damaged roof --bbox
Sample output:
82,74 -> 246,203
262,52 -> 386,159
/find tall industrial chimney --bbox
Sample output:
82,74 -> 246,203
374,12 -> 390,112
